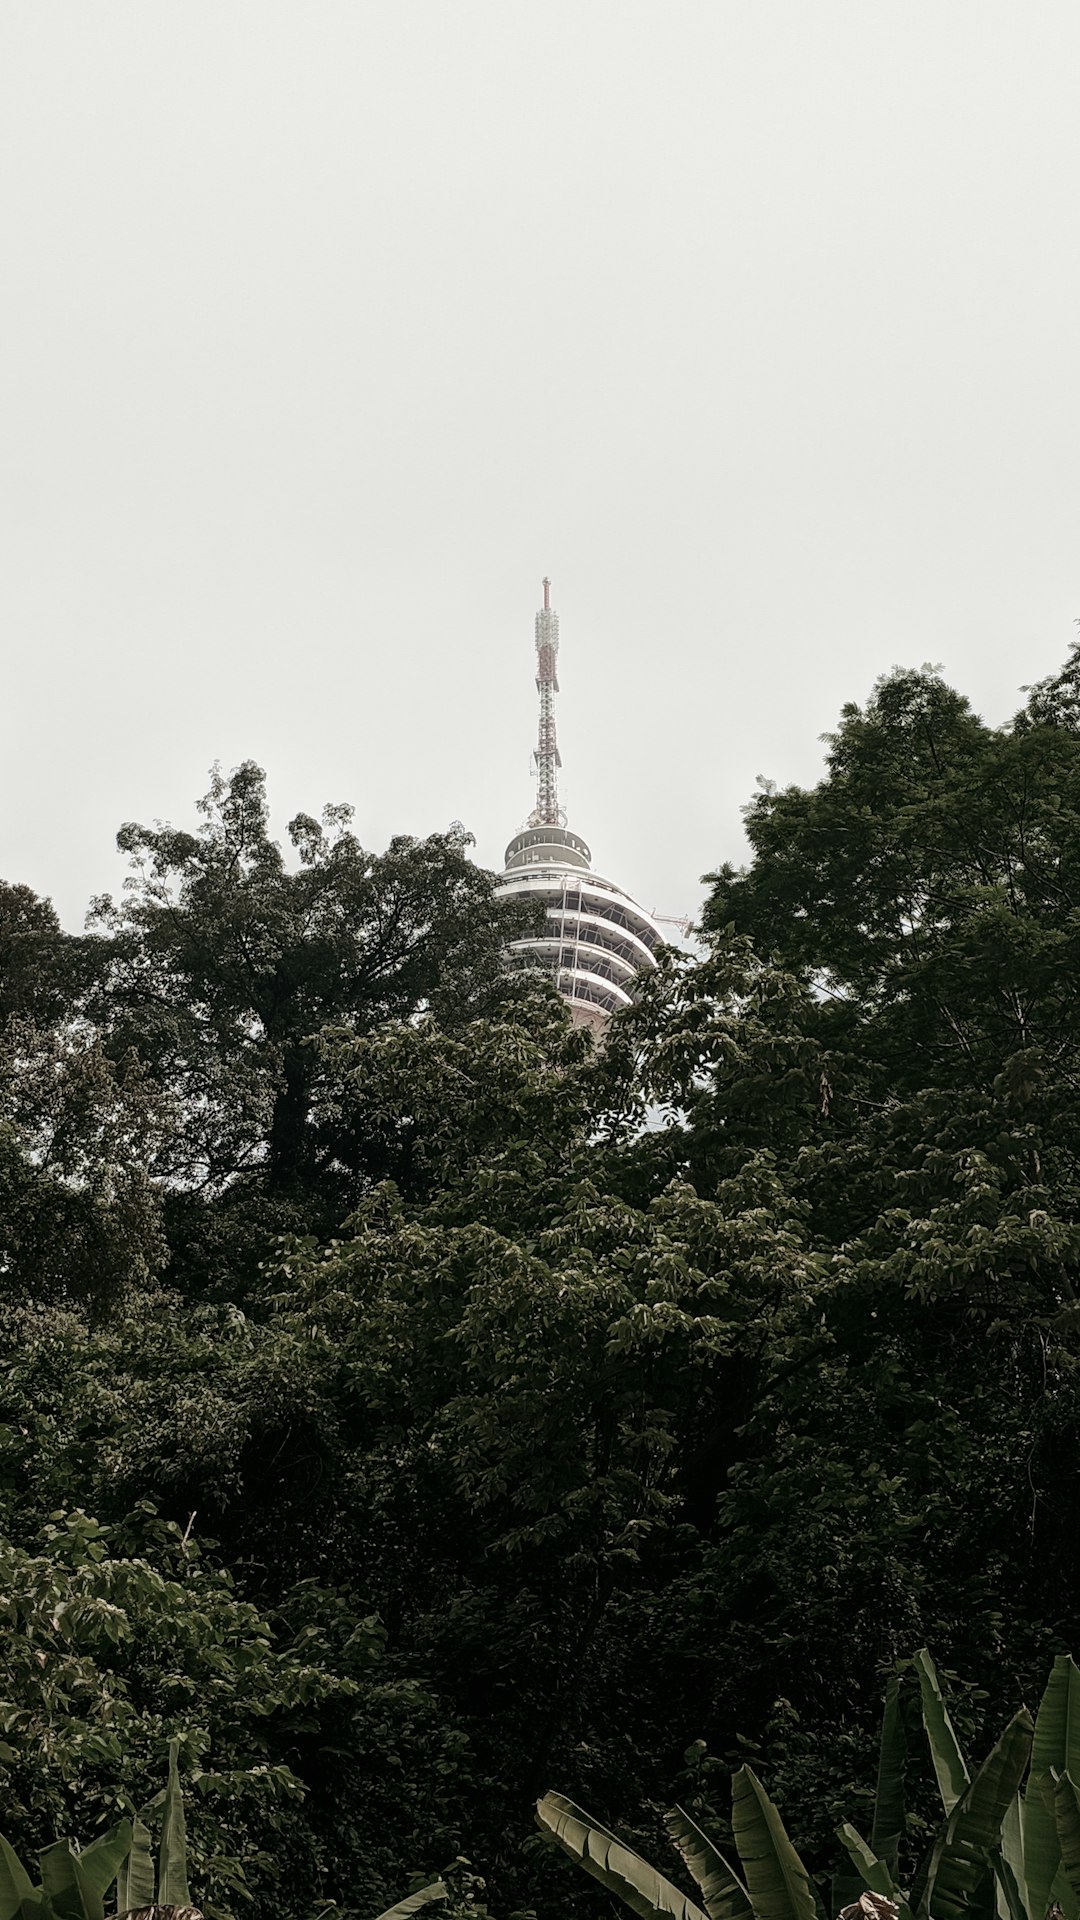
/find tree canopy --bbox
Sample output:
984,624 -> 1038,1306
4,676 -> 1080,1920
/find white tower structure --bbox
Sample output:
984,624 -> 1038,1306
496,580 -> 664,1031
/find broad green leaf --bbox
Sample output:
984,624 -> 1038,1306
1019,1783 -> 1060,1920
914,1651 -> 970,1817
38,1842 -> 94,1920
537,1792 -> 708,1920
835,1823 -> 911,1920
371,1881 -> 448,1920
919,1708 -> 1033,1920
1052,1862 -> 1077,1920
69,1855 -> 101,1920
995,1796 -> 1028,1920
1033,1659 -> 1080,1782
665,1806 -> 752,1920
0,1836 -> 35,1920
872,1672 -> 908,1878
38,1843 -> 81,1920
72,1821 -> 130,1918
989,1842 -> 1027,1920
158,1739 -> 189,1908
730,1767 -> 820,1920
1025,1658 -> 1080,1920
1053,1772 -> 1080,1909
117,1817 -> 154,1915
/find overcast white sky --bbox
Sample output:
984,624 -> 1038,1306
3,3 -> 1079,931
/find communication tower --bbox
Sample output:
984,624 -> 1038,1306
495,580 -> 664,1033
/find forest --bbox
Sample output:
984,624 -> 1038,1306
5,650 -> 1080,1920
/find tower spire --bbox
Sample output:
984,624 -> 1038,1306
530,576 -> 563,827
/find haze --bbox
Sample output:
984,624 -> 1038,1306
3,3 -> 1079,931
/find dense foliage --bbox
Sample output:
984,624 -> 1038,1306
4,657 -> 1080,1920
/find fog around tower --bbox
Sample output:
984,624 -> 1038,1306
2,4 -> 1080,928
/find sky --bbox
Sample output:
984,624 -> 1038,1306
2,3 -> 1079,932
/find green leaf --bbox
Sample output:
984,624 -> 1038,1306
665,1806 -> 753,1920
730,1767 -> 820,1920
116,1816 -> 153,1916
914,1651 -> 971,1818
158,1738 -> 190,1908
1024,1657 -> 1080,1920
1018,1787 -> 1059,1920
1033,1659 -> 1080,1782
871,1672 -> 908,1878
70,1856 -> 101,1920
919,1708 -> 1033,1920
371,1881 -> 448,1920
38,1843 -> 86,1920
537,1792 -> 708,1920
0,1836 -> 35,1920
835,1823 -> 911,1919
72,1821 -> 130,1919
1053,1773 -> 1080,1909
995,1795 -> 1028,1920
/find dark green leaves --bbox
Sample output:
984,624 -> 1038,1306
0,1836 -> 37,1920
116,1817 -> 155,1916
914,1651 -> 971,1818
729,1769 -> 819,1920
871,1671 -> 908,1878
536,1792 -> 708,1920
664,1806 -> 753,1920
0,1824 -> 131,1920
371,1881 -> 448,1920
917,1711 -> 1033,1920
157,1740 -> 189,1908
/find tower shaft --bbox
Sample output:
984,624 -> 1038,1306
530,576 -> 563,827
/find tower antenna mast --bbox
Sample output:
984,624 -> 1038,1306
529,576 -> 563,826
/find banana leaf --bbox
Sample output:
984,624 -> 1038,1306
0,1838 -> 37,1920
116,1815 -> 155,1916
1024,1657 -> 1080,1920
730,1767 -> 820,1920
38,1844 -> 85,1920
1018,1785 -> 1060,1920
1053,1772 -> 1080,1909
371,1880 -> 448,1920
914,1651 -> 970,1818
70,1822 -> 132,1920
872,1672 -> 908,1879
536,1792 -> 708,1920
995,1795 -> 1028,1920
1033,1659 -> 1080,1781
37,1842 -> 103,1920
158,1739 -> 189,1908
989,1843 -> 1027,1920
835,1823 -> 911,1920
664,1806 -> 753,1920
917,1708 -> 1033,1920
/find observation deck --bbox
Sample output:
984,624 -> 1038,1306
496,824 -> 664,1033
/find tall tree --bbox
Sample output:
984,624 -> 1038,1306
87,761 -> 538,1208
702,660 -> 1080,1106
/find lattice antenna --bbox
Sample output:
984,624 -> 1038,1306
529,576 -> 564,826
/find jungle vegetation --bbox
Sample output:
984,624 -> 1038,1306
5,650 -> 1080,1920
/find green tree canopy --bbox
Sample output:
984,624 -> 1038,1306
87,762 -> 537,1205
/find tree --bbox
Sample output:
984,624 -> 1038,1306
86,761 -> 539,1216
580,655 -> 1080,1860
0,1022 -> 166,1308
702,663 -> 1080,1111
8,664 -> 1080,1920
0,1495 -> 471,1920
